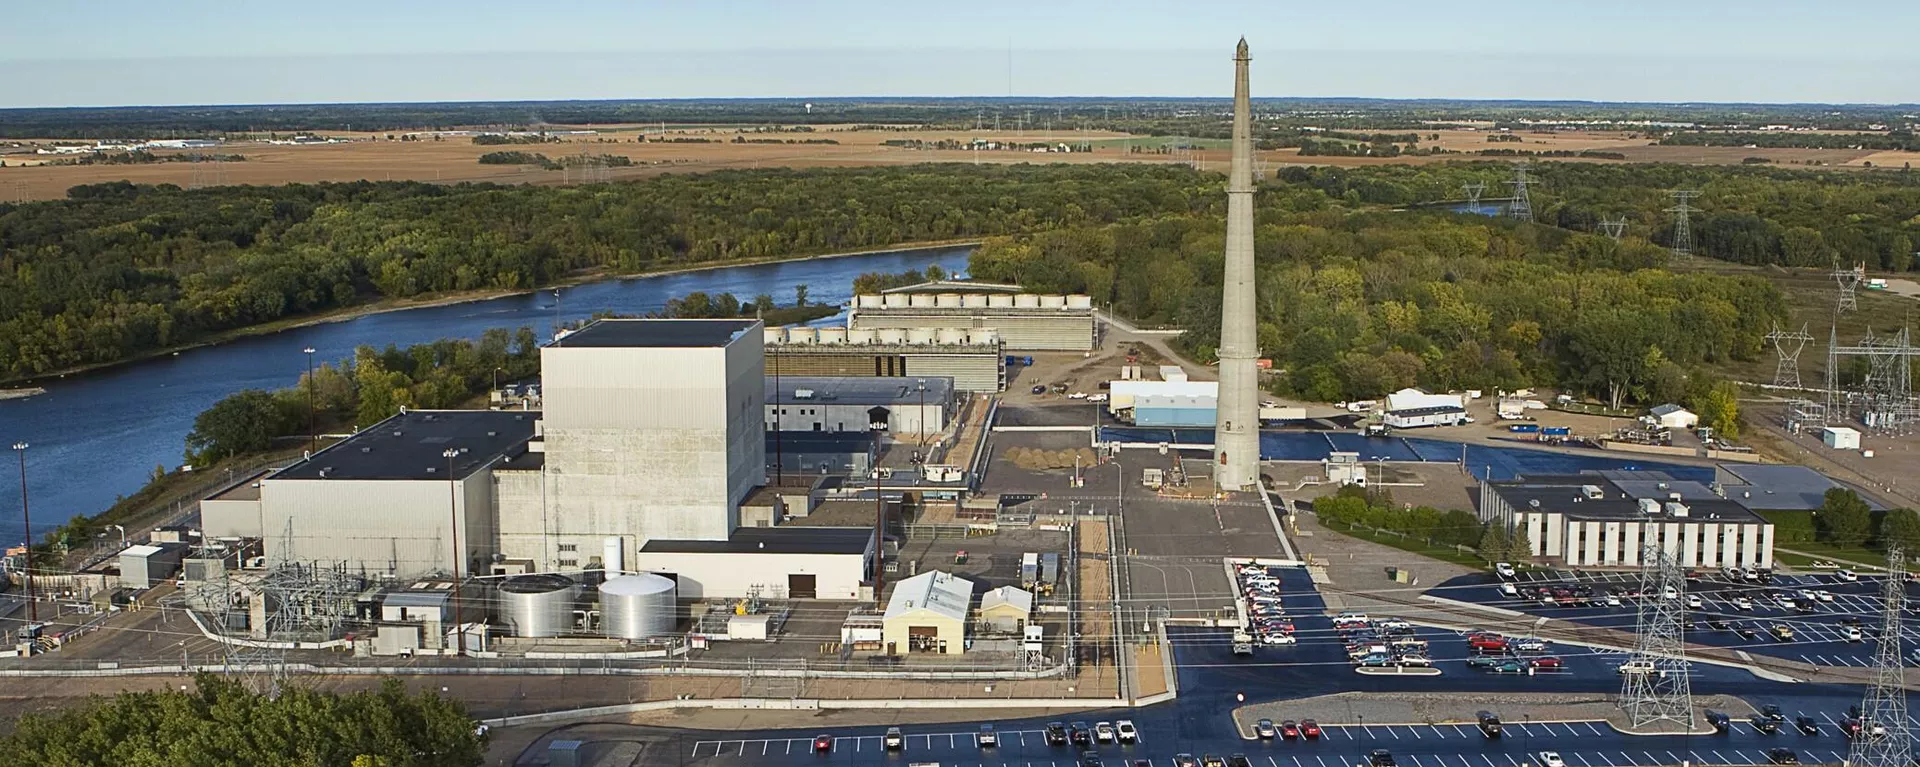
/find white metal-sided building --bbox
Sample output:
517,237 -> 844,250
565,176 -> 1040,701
1382,388 -> 1470,429
765,325 -> 1005,392
494,319 -> 767,573
882,570 -> 974,655
1478,473 -> 1774,569
849,282 -> 1095,352
765,375 -> 955,436
1651,404 -> 1698,430
631,527 -> 874,600
1106,380 -> 1218,414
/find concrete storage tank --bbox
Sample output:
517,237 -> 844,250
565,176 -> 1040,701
787,327 -> 818,344
848,328 -> 878,344
857,295 -> 885,309
1066,295 -> 1093,309
1040,295 -> 1067,308
818,327 -> 848,345
936,293 -> 962,308
970,329 -> 1001,346
936,328 -> 969,345
498,574 -> 579,638
600,573 -> 677,640
962,294 -> 989,308
877,328 -> 908,344
884,294 -> 909,308
909,294 -> 935,308
1014,294 -> 1041,308
988,295 -> 1015,308
762,326 -> 789,345
906,328 -> 937,344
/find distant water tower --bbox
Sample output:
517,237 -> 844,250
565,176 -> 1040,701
805,103 -> 813,115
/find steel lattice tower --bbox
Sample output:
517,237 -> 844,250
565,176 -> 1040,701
1463,182 -> 1486,214
1620,543 -> 1695,730
1849,547 -> 1910,767
1666,190 -> 1700,261
1600,217 -> 1628,241
1767,322 -> 1814,390
1505,166 -> 1533,222
1834,262 -> 1867,313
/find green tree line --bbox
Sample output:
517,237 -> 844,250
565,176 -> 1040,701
0,163 -> 1213,381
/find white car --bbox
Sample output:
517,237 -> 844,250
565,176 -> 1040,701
1733,596 -> 1753,610
1662,586 -> 1679,600
1816,590 -> 1835,603
1397,655 -> 1432,667
1605,594 -> 1622,607
1838,569 -> 1859,582
1538,752 -> 1565,767
1846,627 -> 1864,642
1686,594 -> 1703,609
1087,393 -> 1109,403
1067,392 -> 1088,400
1095,722 -> 1116,743
1495,562 -> 1516,578
1260,633 -> 1297,645
1116,720 -> 1138,744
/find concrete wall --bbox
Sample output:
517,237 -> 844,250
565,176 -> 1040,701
260,472 -> 492,579
631,551 -> 867,600
766,401 -> 948,435
201,497 -> 263,539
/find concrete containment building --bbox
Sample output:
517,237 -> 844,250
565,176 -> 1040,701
199,409 -> 539,578
766,375 -> 955,435
766,326 -> 1004,392
883,570 -> 974,655
1477,473 -> 1774,569
494,319 -> 766,573
848,281 -> 1095,352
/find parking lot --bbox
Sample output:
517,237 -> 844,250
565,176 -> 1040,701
1428,567 -> 1920,670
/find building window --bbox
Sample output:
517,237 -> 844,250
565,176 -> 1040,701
558,544 -> 577,552
558,559 -> 578,568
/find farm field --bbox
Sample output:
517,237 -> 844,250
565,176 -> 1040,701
0,125 -> 1892,201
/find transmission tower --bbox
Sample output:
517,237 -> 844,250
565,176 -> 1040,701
1462,182 -> 1486,214
1600,216 -> 1628,241
1767,322 -> 1814,390
1849,546 -> 1910,767
1619,543 -> 1694,731
1505,165 -> 1533,222
1834,261 -> 1867,313
1666,190 -> 1700,261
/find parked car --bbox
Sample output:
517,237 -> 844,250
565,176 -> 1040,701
1117,720 -> 1139,744
1750,715 -> 1780,734
1762,704 -> 1785,722
885,727 -> 904,750
1175,755 -> 1199,767
1530,657 -> 1563,670
1707,712 -> 1730,732
1496,562 -> 1516,578
1031,385 -> 1048,395
1847,626 -> 1864,642
1686,594 -> 1704,609
977,724 -> 998,747
1537,752 -> 1566,767
1070,722 -> 1092,746
814,735 -> 834,752
1766,748 -> 1799,765
1838,569 -> 1859,582
1733,596 -> 1753,610
1368,750 -> 1396,767
1082,751 -> 1104,767
1795,716 -> 1818,736
1478,712 -> 1503,737
1203,755 -> 1227,767
1095,722 -> 1116,743
1229,756 -> 1253,767
1255,719 -> 1277,739
1300,720 -> 1321,739
1280,721 -> 1300,740
1047,722 -> 1070,746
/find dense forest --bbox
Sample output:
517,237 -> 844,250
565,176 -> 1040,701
1659,130 -> 1920,152
0,675 -> 484,766
967,168 -> 1800,407
0,164 -> 1212,381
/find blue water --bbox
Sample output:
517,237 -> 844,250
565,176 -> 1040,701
0,246 -> 974,543
1098,427 -> 1714,483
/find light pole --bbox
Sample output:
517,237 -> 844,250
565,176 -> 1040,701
771,350 -> 783,484
12,442 -> 34,622
104,524 -> 125,549
302,347 -> 317,455
491,367 -> 507,398
916,379 -> 927,450
443,447 -> 465,657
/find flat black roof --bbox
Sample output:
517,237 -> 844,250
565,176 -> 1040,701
273,410 -> 537,481
1490,474 -> 1764,524
640,527 -> 873,555
550,318 -> 758,348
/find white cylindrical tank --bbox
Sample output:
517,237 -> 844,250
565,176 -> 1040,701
848,328 -> 878,344
935,293 -> 962,308
1040,294 -> 1067,308
936,328 -> 969,345
818,327 -> 847,344
857,295 -> 885,309
906,328 -> 937,344
971,329 -> 1000,346
962,294 -> 989,308
987,295 -> 1014,308
877,328 -> 908,344
1014,294 -> 1041,308
787,327 -> 817,344
600,573 -> 677,640
603,536 -> 623,576
909,294 -> 935,308
762,326 -> 788,345
883,294 -> 909,308
498,574 -> 578,638
1066,294 -> 1093,309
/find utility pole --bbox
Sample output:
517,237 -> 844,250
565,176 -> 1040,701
872,430 -> 885,609
443,447 -> 465,656
12,442 -> 33,622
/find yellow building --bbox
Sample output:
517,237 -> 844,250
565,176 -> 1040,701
881,571 -> 973,655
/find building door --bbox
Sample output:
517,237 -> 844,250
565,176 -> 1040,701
787,573 -> 817,599
908,625 -> 939,652
867,406 -> 890,430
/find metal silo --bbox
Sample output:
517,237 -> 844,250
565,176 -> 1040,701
600,573 -> 677,639
498,574 -> 578,638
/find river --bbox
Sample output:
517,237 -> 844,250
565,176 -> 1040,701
0,245 -> 975,544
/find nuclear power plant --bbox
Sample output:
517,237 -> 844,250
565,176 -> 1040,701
1212,38 -> 1262,492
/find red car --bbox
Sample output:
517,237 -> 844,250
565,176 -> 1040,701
1301,720 -> 1322,739
1531,657 -> 1563,670
1469,637 -> 1508,652
814,735 -> 833,753
1280,721 -> 1300,740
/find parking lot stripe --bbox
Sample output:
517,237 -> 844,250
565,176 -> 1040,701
1481,754 -> 1498,767
1316,755 -> 1330,767
1504,754 -> 1520,767
1597,752 -> 1616,767
1409,755 -> 1425,767
1571,753 -> 1591,766
1409,726 -> 1421,739
1270,756 -> 1281,767
1294,757 -> 1304,767
1432,726 -> 1447,739
1458,755 -> 1473,767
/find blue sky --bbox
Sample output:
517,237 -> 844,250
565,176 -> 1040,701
3,0 -> 1915,107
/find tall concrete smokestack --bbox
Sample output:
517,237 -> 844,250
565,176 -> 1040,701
1213,37 -> 1260,493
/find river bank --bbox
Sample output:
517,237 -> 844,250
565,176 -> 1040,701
0,238 -> 982,388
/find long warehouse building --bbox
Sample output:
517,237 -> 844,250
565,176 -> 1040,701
848,284 -> 1095,352
765,325 -> 1004,392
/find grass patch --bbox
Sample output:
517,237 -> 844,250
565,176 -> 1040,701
1320,519 -> 1488,569
1770,542 -> 1889,569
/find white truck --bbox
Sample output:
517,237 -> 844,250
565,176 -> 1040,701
1142,468 -> 1165,489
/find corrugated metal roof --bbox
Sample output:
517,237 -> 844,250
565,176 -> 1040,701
980,585 -> 1033,614
884,570 -> 973,622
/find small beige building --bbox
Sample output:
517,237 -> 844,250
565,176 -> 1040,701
882,570 -> 973,655
978,585 -> 1033,634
